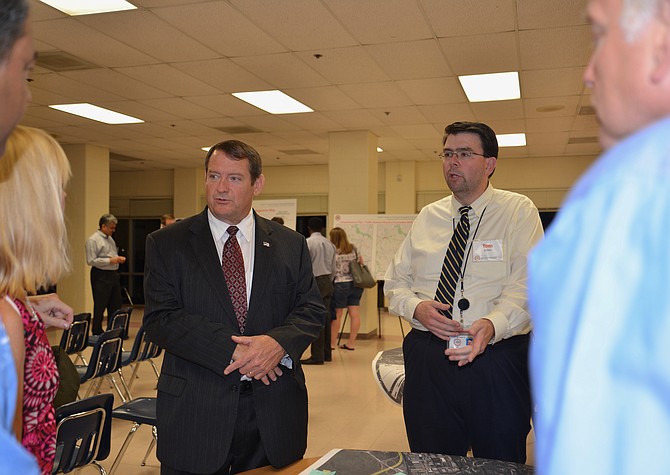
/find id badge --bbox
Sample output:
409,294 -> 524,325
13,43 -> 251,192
447,333 -> 473,349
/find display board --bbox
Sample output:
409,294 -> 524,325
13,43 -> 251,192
253,199 -> 297,230
333,214 -> 416,280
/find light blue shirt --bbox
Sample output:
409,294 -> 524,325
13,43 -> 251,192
529,116 -> 670,475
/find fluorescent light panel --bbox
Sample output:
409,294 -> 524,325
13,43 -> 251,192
497,133 -> 526,147
49,103 -> 143,124
232,91 -> 313,114
377,147 -> 383,152
38,0 -> 136,15
458,72 -> 520,102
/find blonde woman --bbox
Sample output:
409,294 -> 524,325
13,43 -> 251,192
329,227 -> 364,350
0,126 -> 71,474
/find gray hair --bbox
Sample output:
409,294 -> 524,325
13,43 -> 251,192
0,0 -> 29,64
621,0 -> 660,41
99,213 -> 118,228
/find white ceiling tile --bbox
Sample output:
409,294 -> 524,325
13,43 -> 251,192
284,86 -> 361,112
418,104 -> 475,123
365,39 -> 453,81
151,1 -> 286,56
231,53 -> 329,89
439,32 -> 519,75
327,0 -> 433,44
230,0 -> 358,50
338,82 -> 413,108
471,100 -> 525,121
171,59 -> 272,93
33,18 -> 155,67
295,47 -> 389,84
517,0 -> 588,29
60,69 -> 171,101
114,64 -> 221,96
420,0 -> 516,37
397,77 -> 465,105
524,96 -> 581,118
522,67 -> 585,98
520,26 -> 592,70
77,10 -> 218,63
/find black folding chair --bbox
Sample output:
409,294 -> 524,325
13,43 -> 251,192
52,393 -> 113,474
88,307 -> 132,347
76,328 -> 126,402
59,312 -> 91,365
116,325 -> 162,401
109,397 -> 157,474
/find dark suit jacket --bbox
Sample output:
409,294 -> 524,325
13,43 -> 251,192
143,209 -> 325,473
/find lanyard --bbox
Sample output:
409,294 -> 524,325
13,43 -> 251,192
453,206 -> 487,324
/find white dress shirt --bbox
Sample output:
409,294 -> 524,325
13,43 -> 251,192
384,184 -> 544,343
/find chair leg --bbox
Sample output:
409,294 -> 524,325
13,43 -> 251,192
92,460 -> 108,475
106,374 -> 128,403
149,359 -> 160,380
109,422 -> 141,475
127,362 -> 141,392
141,425 -> 158,466
117,368 -> 133,402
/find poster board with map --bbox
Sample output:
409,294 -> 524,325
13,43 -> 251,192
333,214 -> 416,280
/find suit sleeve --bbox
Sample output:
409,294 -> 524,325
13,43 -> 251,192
143,232 -> 237,376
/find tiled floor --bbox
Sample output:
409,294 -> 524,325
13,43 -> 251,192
49,309 -> 534,474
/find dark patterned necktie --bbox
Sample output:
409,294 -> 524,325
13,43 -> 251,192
222,226 -> 247,333
435,206 -> 471,319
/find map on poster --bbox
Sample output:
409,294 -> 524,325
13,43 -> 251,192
333,214 -> 416,280
299,449 -> 535,475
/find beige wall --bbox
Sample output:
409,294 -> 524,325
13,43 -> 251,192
109,153 -> 598,217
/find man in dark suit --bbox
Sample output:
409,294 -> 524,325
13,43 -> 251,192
143,139 -> 325,475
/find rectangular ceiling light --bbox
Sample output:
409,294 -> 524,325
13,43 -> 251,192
458,72 -> 520,102
232,90 -> 313,114
49,103 -> 143,124
38,0 -> 137,15
497,133 -> 526,147
377,147 -> 383,152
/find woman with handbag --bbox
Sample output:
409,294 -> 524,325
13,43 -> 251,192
329,227 -> 364,351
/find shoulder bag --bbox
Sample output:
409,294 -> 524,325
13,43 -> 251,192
350,248 -> 376,289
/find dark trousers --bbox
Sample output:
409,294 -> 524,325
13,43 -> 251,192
160,383 -> 269,475
402,329 -> 531,463
308,275 -> 334,362
90,267 -> 122,335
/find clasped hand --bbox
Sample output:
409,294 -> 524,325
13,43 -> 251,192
413,300 -> 494,367
223,334 -> 286,386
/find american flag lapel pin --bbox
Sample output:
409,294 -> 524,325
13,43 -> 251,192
262,241 -> 270,247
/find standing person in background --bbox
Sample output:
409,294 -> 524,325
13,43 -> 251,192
85,214 -> 125,335
0,125 -> 73,474
270,216 -> 284,225
529,0 -> 670,474
160,213 -> 176,228
301,217 -> 336,365
329,227 -> 364,351
384,121 -> 543,463
143,139 -> 324,474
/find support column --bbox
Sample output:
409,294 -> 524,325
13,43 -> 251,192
328,131 -> 378,338
59,144 -> 110,315
385,161 -> 416,214
174,167 -> 204,219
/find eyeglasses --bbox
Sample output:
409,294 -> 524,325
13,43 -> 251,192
438,150 -> 487,160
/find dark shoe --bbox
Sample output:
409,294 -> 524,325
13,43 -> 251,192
325,356 -> 332,362
300,358 -> 324,365
340,344 -> 355,351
